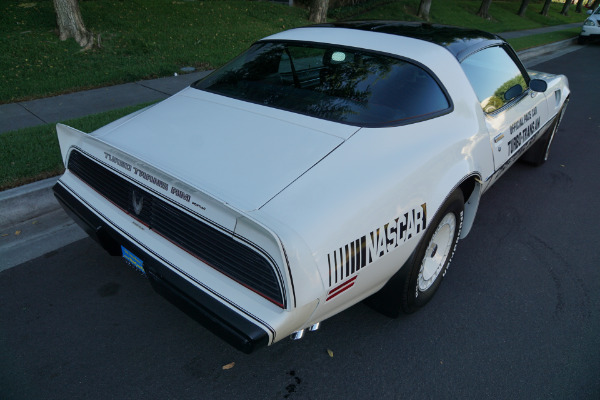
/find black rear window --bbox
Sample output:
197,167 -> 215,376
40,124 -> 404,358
193,42 -> 451,127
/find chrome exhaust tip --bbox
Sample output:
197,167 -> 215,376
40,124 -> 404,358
290,329 -> 306,340
290,322 -> 321,340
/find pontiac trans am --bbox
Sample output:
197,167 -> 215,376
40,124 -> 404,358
53,22 -> 570,353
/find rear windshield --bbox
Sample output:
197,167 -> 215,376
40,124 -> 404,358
192,42 -> 451,127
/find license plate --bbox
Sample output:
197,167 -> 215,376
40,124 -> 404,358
121,245 -> 145,275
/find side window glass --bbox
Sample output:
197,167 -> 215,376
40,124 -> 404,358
461,46 -> 528,113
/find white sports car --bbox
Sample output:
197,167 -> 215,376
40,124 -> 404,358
53,21 -> 570,353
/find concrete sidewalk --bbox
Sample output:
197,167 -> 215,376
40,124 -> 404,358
0,70 -> 211,134
498,22 -> 582,39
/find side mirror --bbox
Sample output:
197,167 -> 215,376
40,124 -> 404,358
504,84 -> 523,101
530,79 -> 547,93
587,9 -> 593,15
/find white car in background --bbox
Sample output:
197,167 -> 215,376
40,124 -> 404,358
53,21 -> 570,353
579,6 -> 600,43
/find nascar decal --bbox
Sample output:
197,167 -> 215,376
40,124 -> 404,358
327,204 -> 427,288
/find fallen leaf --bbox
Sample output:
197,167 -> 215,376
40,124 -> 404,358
222,362 -> 235,370
32,220 -> 38,225
15,230 -> 21,236
1,233 -> 8,237
327,349 -> 333,358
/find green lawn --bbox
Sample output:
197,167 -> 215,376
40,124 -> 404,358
354,0 -> 587,32
1,0 -> 587,104
0,102 -> 155,191
1,0 -> 309,103
507,27 -> 581,50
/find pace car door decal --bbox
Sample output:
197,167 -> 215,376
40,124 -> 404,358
486,98 -> 549,172
507,106 -> 541,157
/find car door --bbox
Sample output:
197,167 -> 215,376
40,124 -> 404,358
461,45 -> 550,180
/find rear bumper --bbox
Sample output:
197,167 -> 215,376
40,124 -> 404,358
53,181 -> 269,353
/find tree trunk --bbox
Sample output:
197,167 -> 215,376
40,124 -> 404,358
477,0 -> 493,19
417,0 -> 433,21
576,0 -> 585,13
540,0 -> 552,16
518,0 -> 530,17
591,0 -> 600,9
53,0 -> 93,48
309,0 -> 330,23
560,0 -> 571,16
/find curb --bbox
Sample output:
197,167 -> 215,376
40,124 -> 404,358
0,176 -> 59,229
517,37 -> 578,63
0,39 -> 581,229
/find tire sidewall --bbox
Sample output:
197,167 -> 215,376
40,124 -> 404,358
402,190 -> 464,313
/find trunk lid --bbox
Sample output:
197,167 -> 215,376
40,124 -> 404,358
92,88 -> 358,211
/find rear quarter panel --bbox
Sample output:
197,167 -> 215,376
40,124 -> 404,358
258,104 -> 492,323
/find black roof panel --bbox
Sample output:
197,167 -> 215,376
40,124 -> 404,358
311,21 -> 505,60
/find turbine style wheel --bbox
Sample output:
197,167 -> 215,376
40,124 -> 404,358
401,190 -> 464,313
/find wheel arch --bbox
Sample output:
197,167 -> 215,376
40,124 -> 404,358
457,175 -> 482,239
431,171 -> 482,240
364,183 -> 470,317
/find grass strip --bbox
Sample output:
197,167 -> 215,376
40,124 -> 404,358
0,102 -> 157,191
507,28 -> 581,51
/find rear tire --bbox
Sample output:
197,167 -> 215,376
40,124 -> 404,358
400,190 -> 464,313
364,190 -> 465,317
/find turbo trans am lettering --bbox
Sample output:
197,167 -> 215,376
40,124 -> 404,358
104,152 -> 132,171
508,107 -> 540,156
103,151 -> 192,203
132,167 -> 168,191
171,186 -> 191,202
327,203 -> 427,288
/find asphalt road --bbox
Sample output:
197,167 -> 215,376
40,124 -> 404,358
1,44 -> 599,400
